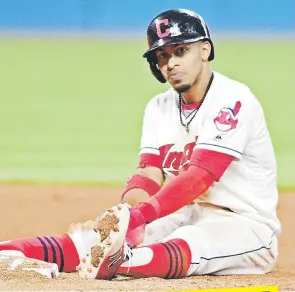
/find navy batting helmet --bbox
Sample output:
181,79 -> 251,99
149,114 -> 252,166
143,9 -> 214,83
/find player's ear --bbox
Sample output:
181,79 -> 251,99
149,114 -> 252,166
201,41 -> 211,61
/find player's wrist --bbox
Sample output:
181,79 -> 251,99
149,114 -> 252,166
130,200 -> 159,226
127,207 -> 149,247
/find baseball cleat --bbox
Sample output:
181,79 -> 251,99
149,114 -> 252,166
77,203 -> 130,280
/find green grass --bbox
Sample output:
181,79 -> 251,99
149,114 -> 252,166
0,37 -> 294,188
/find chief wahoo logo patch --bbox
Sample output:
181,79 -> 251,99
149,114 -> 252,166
214,101 -> 242,132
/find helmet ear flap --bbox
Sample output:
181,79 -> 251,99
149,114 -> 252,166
207,39 -> 214,61
147,54 -> 166,83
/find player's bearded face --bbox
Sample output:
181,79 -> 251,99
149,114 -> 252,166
156,42 -> 204,93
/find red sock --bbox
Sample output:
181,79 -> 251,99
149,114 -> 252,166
0,234 -> 79,272
117,238 -> 191,279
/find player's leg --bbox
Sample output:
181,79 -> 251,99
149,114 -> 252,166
0,220 -> 97,273
117,238 -> 192,278
140,203 -> 198,246
0,234 -> 79,272
114,205 -> 199,278
77,204 -> 277,280
164,208 -> 278,276
77,203 -> 196,279
115,208 -> 277,278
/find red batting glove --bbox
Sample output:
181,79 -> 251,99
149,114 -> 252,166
126,208 -> 146,247
125,202 -> 159,247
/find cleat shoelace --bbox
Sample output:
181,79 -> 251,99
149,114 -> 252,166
123,242 -> 133,273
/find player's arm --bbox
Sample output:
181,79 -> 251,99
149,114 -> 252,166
121,96 -> 165,206
128,149 -> 235,229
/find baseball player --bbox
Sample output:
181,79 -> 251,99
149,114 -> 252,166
0,9 -> 280,281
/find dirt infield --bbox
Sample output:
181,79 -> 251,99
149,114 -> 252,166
0,184 -> 294,291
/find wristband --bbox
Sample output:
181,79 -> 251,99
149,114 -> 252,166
121,174 -> 161,200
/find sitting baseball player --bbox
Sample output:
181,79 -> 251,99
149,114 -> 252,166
0,9 -> 280,280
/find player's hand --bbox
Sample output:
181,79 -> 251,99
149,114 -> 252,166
126,208 -> 147,247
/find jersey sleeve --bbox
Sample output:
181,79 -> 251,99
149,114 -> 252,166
138,98 -> 162,168
195,90 -> 256,160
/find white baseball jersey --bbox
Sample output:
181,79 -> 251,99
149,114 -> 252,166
139,71 -> 281,236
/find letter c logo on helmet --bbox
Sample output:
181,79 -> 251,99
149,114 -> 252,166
156,18 -> 170,38
143,9 -> 215,83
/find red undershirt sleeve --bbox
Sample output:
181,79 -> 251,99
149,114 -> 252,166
190,149 -> 236,181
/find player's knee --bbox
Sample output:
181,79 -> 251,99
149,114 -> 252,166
165,225 -> 197,241
164,225 -> 205,254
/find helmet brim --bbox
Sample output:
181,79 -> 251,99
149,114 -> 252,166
143,36 -> 214,61
143,36 -> 208,58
